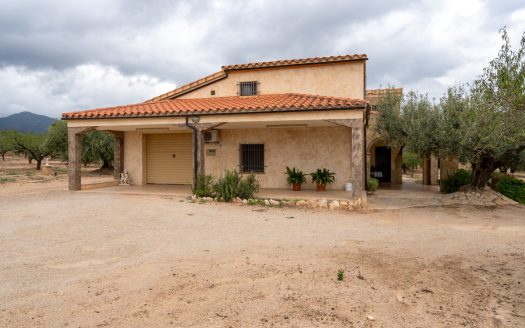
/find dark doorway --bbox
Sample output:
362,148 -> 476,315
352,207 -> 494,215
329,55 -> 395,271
374,147 -> 391,183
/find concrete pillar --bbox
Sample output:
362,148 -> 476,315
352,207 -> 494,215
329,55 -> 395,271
430,154 -> 439,185
352,126 -> 364,198
111,131 -> 124,180
67,128 -> 82,191
422,153 -> 431,185
440,155 -> 458,181
67,127 -> 94,191
391,147 -> 403,184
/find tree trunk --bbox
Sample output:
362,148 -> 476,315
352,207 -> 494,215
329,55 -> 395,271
28,157 -> 33,164
36,158 -> 43,170
1,152 -> 5,160
100,159 -> 114,170
470,159 -> 498,190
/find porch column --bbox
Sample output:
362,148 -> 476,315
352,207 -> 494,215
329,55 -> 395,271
109,131 -> 124,180
67,127 -> 94,191
440,155 -> 458,181
430,154 -> 439,185
193,129 -> 204,176
422,153 -> 430,185
352,126 -> 364,198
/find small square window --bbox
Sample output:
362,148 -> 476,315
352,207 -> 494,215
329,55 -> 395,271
240,144 -> 264,173
239,81 -> 258,96
210,90 -> 215,96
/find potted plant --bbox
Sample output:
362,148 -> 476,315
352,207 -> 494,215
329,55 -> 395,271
285,166 -> 307,191
310,168 -> 336,191
367,177 -> 379,194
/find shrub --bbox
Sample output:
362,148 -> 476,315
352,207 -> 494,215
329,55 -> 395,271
440,169 -> 471,193
238,173 -> 260,200
213,170 -> 259,201
367,177 -> 379,193
494,176 -> 525,204
489,172 -> 506,188
193,174 -> 215,197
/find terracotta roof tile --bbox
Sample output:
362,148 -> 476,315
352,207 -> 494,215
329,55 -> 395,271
222,54 -> 368,71
62,94 -> 367,120
365,88 -> 403,98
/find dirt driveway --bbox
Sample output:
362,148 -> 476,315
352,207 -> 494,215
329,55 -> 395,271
0,187 -> 524,327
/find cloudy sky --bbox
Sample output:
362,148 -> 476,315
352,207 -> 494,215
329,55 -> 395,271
0,0 -> 524,118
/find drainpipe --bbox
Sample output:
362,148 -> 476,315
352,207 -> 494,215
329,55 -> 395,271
185,116 -> 199,188
364,105 -> 370,191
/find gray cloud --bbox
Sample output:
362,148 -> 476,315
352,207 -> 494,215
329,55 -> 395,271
0,0 -> 523,117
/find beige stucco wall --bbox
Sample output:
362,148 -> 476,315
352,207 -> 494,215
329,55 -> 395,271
203,127 -> 353,190
178,61 -> 366,100
124,131 -> 146,185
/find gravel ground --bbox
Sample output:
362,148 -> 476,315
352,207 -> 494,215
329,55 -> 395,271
0,184 -> 524,327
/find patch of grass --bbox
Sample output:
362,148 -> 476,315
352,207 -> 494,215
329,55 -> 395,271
5,170 -> 19,176
337,269 -> 345,281
0,177 -> 16,183
28,176 -> 45,180
25,170 -> 35,176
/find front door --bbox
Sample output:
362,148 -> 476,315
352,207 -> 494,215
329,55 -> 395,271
374,147 -> 391,183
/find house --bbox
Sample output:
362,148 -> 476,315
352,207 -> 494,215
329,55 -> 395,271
62,54 -> 372,202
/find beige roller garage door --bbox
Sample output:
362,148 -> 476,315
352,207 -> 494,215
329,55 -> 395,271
146,133 -> 193,184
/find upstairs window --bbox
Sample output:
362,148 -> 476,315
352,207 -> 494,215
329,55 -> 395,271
239,81 -> 258,96
240,144 -> 264,173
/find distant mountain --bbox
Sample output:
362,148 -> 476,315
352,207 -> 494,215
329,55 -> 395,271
0,111 -> 56,133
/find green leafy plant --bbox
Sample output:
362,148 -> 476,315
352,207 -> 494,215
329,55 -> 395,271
337,269 -> 345,281
402,151 -> 420,173
494,176 -> 525,204
310,168 -> 335,191
367,177 -> 379,193
285,166 -> 306,191
193,174 -> 215,197
440,169 -> 471,193
213,170 -> 259,201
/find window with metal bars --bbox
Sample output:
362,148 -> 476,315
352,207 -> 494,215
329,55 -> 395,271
239,81 -> 258,96
240,144 -> 264,173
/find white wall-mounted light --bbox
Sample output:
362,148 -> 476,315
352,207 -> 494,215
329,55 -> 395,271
191,116 -> 200,123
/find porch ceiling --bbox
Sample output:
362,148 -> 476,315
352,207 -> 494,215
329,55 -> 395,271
93,119 -> 347,132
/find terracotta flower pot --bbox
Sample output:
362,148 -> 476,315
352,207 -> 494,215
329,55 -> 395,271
292,183 -> 302,191
316,184 -> 326,192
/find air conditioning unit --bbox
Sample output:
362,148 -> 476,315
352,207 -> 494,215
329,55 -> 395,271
203,130 -> 220,143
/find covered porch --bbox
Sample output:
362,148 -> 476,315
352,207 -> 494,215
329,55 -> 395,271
62,94 -> 369,203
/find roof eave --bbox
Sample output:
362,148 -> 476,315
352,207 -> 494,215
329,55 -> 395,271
61,106 -> 367,121
222,57 -> 368,72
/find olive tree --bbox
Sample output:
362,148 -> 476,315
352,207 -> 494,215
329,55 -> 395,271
13,132 -> 51,170
374,90 -> 445,158
441,29 -> 525,188
0,131 -> 15,160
